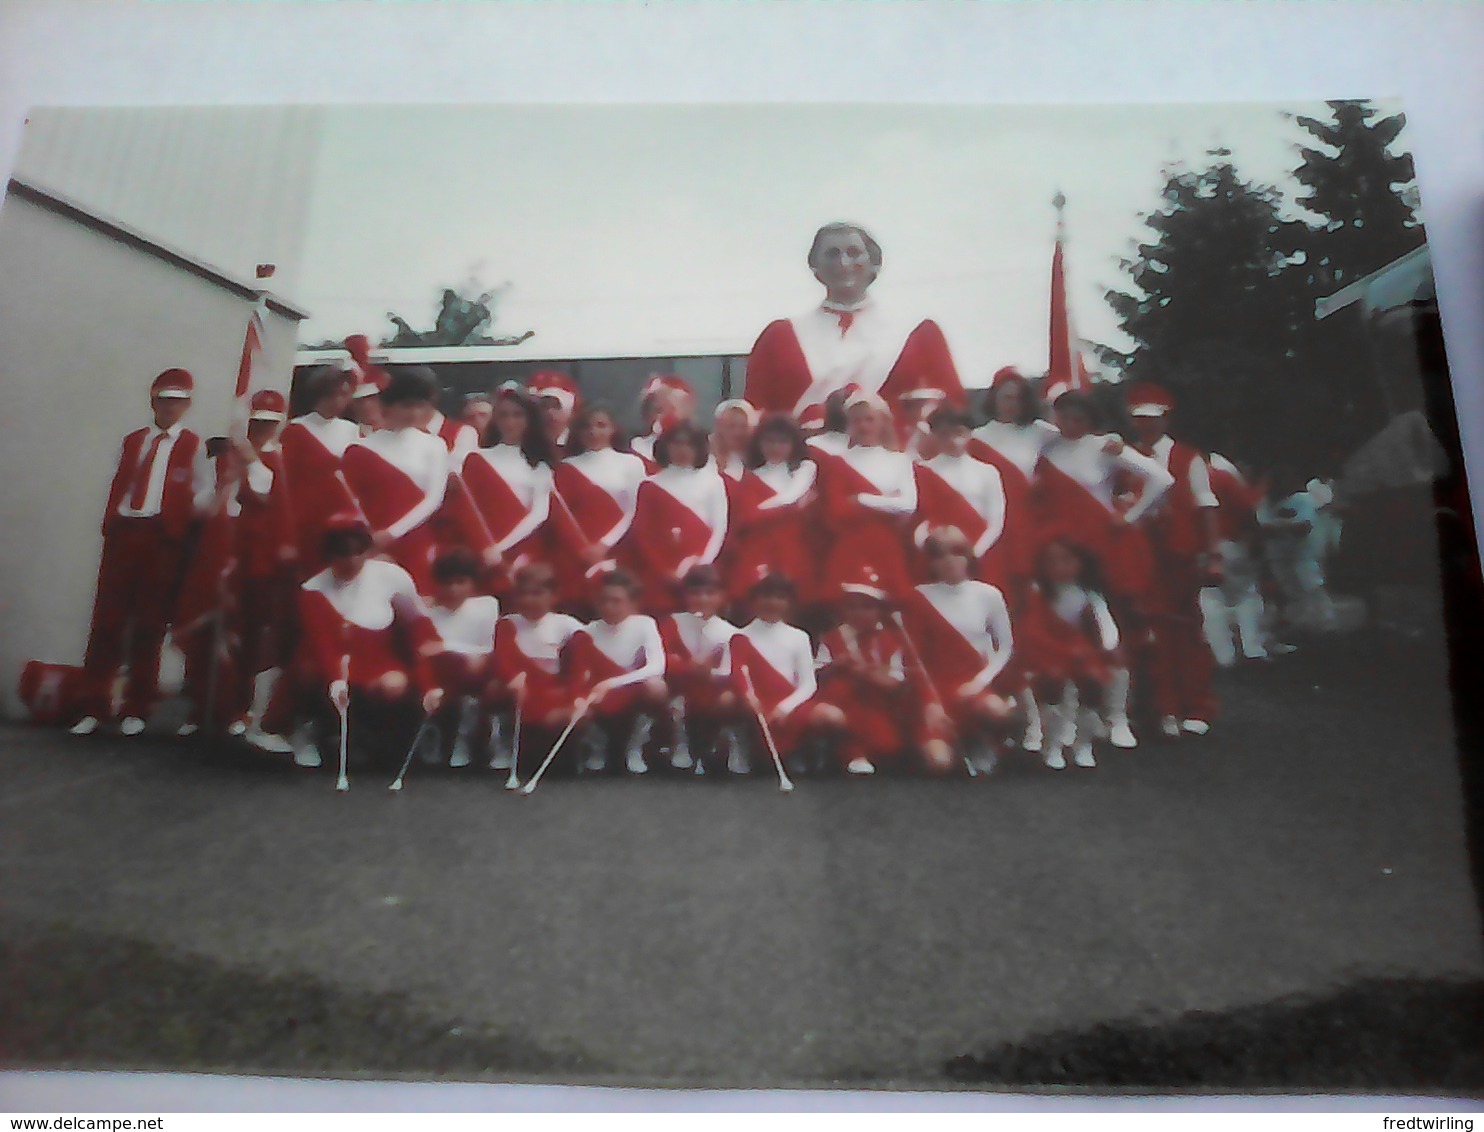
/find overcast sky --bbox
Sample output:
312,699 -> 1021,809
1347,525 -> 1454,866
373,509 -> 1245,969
292,101 -> 1406,385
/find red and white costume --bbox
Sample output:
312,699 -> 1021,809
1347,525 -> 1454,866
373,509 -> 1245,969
968,418 -> 1059,590
426,594 -> 501,696
1034,434 -> 1173,599
912,452 -> 1008,585
1137,428 -> 1219,723
745,300 -> 965,425
279,411 -> 362,575
491,610 -> 584,721
452,444 -> 554,581
79,381 -> 212,720
815,621 -> 910,763
528,371 -> 580,453
341,427 -> 450,593
725,459 -> 819,603
566,613 -> 666,719
720,619 -> 818,748
235,439 -> 297,681
623,465 -> 729,612
296,558 -> 436,692
546,448 -> 647,605
901,580 -> 1015,729
1017,583 -> 1120,695
817,443 -> 918,603
426,409 -> 480,461
660,611 -> 737,717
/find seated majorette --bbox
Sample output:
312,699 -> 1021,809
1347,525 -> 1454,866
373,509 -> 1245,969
547,405 -> 647,611
912,406 -> 1009,587
659,565 -> 741,774
623,421 -> 729,613
720,574 -> 846,775
284,513 -> 443,770
900,526 -> 1017,776
489,563 -> 585,777
710,399 -> 758,483
802,387 -> 852,459
340,367 -> 451,595
451,383 -> 556,593
279,364 -> 361,577
726,413 -> 819,607
1017,537 -> 1132,770
814,565 -> 911,776
423,548 -> 503,769
743,221 -> 965,425
896,386 -> 949,460
565,570 -> 669,776
817,390 -> 918,603
968,368 -> 1058,600
630,374 -> 696,472
1035,390 -> 1174,603
527,370 -> 581,455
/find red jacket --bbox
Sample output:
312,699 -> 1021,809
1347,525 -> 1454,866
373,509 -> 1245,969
103,426 -> 202,542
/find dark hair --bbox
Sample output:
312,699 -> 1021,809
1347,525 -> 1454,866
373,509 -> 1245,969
1034,536 -> 1105,595
682,564 -> 724,591
821,387 -> 851,435
983,374 -> 1040,426
749,573 -> 797,602
1051,390 -> 1099,429
309,364 -> 354,407
514,562 -> 556,591
807,222 -> 883,271
566,404 -> 627,457
597,568 -> 642,598
432,547 -> 481,584
322,525 -> 372,560
746,413 -> 808,470
490,385 -> 557,467
382,365 -> 438,407
654,421 -> 710,469
923,525 -> 972,559
927,405 -> 971,432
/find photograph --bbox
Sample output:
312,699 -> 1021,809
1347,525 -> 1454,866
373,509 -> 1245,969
0,99 -> 1479,1094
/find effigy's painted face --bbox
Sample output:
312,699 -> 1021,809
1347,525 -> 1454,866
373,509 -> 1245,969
811,229 -> 878,298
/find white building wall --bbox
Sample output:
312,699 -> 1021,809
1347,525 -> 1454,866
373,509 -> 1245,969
13,106 -> 323,297
0,194 -> 305,717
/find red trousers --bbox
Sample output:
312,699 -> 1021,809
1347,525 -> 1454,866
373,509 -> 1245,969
80,518 -> 188,719
1144,550 -> 1217,722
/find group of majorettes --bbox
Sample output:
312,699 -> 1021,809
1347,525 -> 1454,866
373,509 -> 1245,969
65,356 -> 1227,782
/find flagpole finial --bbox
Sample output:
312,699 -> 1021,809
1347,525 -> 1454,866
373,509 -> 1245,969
1052,190 -> 1066,213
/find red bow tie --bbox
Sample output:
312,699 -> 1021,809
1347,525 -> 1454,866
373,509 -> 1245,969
835,311 -> 855,335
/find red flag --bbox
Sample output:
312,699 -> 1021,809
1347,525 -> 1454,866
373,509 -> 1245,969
1045,200 -> 1092,403
231,297 -> 268,439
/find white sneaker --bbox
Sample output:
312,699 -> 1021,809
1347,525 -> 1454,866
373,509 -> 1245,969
1181,718 -> 1211,736
227,719 -> 248,738
119,716 -> 146,737
971,747 -> 999,776
69,716 -> 100,736
1072,743 -> 1097,769
846,756 -> 876,776
581,730 -> 607,774
449,743 -> 471,769
625,749 -> 649,775
246,728 -> 293,755
1022,725 -> 1043,754
291,726 -> 322,768
1159,716 -> 1181,739
670,749 -> 694,770
176,722 -> 198,738
488,745 -> 513,771
416,724 -> 443,767
1043,746 -> 1067,771
1109,720 -> 1137,749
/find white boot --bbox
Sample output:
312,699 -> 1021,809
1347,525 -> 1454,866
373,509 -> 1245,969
581,726 -> 608,774
624,715 -> 652,775
69,715 -> 100,736
724,728 -> 750,775
1021,687 -> 1044,753
1043,682 -> 1078,770
1073,706 -> 1100,768
846,756 -> 876,776
669,698 -> 692,769
247,667 -> 280,730
246,727 -> 293,755
1235,590 -> 1269,660
119,716 -> 146,737
1159,715 -> 1181,739
448,698 -> 477,768
487,714 -> 512,771
1107,669 -> 1136,749
1199,585 -> 1237,668
291,722 -> 321,768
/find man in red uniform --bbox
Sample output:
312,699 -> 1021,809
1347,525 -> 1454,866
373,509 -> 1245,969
1126,382 -> 1222,738
71,368 -> 212,736
744,222 -> 965,427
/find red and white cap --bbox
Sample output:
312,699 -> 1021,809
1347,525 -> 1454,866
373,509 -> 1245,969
713,398 -> 760,426
323,510 -> 370,537
1125,382 -> 1174,418
150,368 -> 194,399
641,373 -> 694,404
844,387 -> 890,416
990,365 -> 1027,389
898,385 -> 948,404
249,389 -> 288,421
352,368 -> 388,400
839,563 -> 888,602
529,370 -> 579,413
